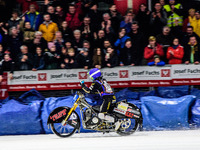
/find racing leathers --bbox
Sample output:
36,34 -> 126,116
80,78 -> 116,113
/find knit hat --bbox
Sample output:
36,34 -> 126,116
149,36 -> 156,41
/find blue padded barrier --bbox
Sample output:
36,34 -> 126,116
157,85 -> 189,98
141,95 -> 196,131
0,99 -> 43,135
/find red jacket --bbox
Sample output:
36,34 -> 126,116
167,45 -> 184,64
65,12 -> 82,31
144,43 -> 164,62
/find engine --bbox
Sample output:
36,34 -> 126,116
84,108 -> 101,127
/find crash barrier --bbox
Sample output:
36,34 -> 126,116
0,86 -> 200,135
5,64 -> 200,91
1,64 -> 200,99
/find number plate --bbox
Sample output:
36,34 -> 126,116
117,102 -> 128,111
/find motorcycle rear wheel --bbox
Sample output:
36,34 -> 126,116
50,111 -> 80,138
116,118 -> 140,136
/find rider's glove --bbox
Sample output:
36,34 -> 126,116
80,80 -> 84,85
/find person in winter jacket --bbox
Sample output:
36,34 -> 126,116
65,4 -> 82,31
120,39 -> 137,66
105,46 -> 118,68
144,36 -> 164,63
61,48 -> 76,69
17,0 -> 39,13
148,55 -> 165,66
0,54 -> 14,82
16,45 -> 33,70
184,36 -> 200,64
32,47 -> 45,71
24,4 -> 41,31
39,14 -> 59,42
182,8 -> 196,32
75,47 -> 91,69
167,38 -> 184,64
44,43 -> 60,69
92,48 -> 104,69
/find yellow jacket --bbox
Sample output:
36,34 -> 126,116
39,21 -> 58,42
192,19 -> 200,37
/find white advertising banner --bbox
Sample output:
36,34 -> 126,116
171,64 -> 200,85
6,64 -> 200,91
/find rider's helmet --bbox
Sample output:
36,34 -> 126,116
88,68 -> 102,80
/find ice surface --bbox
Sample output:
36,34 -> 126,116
0,130 -> 200,150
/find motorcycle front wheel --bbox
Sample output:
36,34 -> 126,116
50,111 -> 80,138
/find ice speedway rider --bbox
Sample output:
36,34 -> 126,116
80,68 -> 119,125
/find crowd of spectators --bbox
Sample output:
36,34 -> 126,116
0,0 -> 200,80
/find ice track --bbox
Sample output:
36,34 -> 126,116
1,130 -> 200,150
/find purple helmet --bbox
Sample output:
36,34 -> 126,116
88,68 -> 102,80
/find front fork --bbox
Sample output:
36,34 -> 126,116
61,103 -> 78,126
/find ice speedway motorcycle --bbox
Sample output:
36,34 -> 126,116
47,91 -> 143,137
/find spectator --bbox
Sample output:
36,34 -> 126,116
150,3 -> 167,35
108,4 -> 122,33
144,36 -> 164,63
46,5 -> 57,23
102,39 -> 112,55
0,44 -> 4,63
94,30 -> 105,50
39,14 -> 59,42
156,26 -> 174,46
55,6 -> 65,27
128,21 -> 145,65
75,48 -> 91,69
32,47 -> 45,71
160,0 -> 166,9
82,40 -> 92,56
105,46 -> 118,68
79,17 -> 93,42
181,26 -> 200,47
87,3 -> 102,33
114,28 -> 130,54
61,48 -> 76,69
54,31 -> 64,55
65,4 -> 82,31
0,54 -> 14,81
167,38 -> 184,64
59,21 -> 73,41
193,11 -> 200,37
120,12 -> 135,33
60,47 -> 68,67
24,4 -> 42,31
44,42 -> 60,69
101,13 -> 113,35
6,26 -> 23,61
163,0 -> 183,28
120,39 -> 137,66
16,45 -> 33,70
72,29 -> 84,51
182,8 -> 196,32
30,31 -> 48,53
7,11 -> 21,29
19,21 -> 35,47
148,55 -> 165,66
65,41 -> 72,50
136,3 -> 150,35
184,36 -> 200,64
17,0 -> 39,13
92,48 -> 104,69
156,26 -> 174,62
